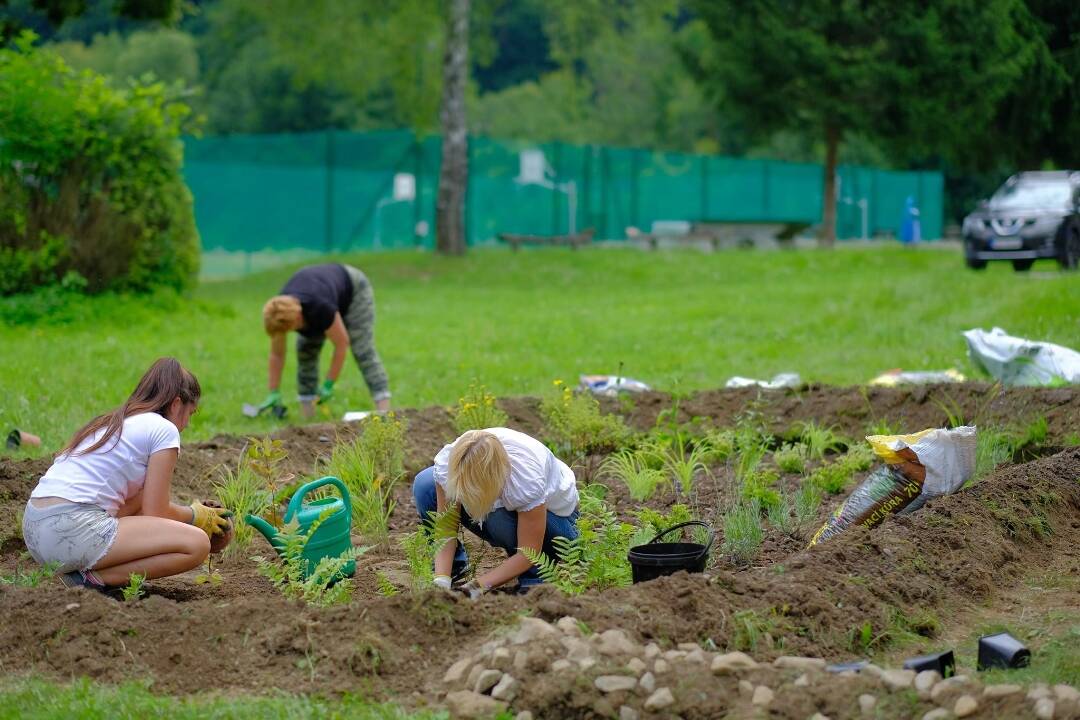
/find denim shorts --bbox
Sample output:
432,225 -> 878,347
22,501 -> 119,573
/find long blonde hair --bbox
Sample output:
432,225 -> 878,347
447,430 -> 510,523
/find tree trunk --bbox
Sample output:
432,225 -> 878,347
435,0 -> 469,256
819,123 -> 841,249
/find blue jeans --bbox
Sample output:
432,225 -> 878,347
412,466 -> 580,586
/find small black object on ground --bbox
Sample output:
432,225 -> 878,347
904,650 -> 956,676
978,632 -> 1031,670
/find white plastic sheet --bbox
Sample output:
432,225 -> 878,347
964,327 -> 1080,386
725,373 -> 802,389
578,374 -> 651,396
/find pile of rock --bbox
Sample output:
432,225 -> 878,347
438,616 -> 1080,719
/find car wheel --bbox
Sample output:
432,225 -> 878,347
1059,225 -> 1080,271
1012,259 -> 1035,272
965,257 -> 987,270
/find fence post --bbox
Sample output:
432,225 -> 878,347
700,154 -> 709,220
631,149 -> 641,230
324,130 -> 335,253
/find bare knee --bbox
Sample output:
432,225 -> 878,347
181,525 -> 211,566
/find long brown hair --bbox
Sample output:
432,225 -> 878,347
62,357 -> 201,457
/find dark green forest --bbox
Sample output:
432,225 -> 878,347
3,0 -> 1078,222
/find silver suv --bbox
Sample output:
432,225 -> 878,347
963,171 -> 1080,271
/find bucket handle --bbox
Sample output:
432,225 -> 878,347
647,520 -> 714,555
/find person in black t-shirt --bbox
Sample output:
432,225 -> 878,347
259,264 -> 390,417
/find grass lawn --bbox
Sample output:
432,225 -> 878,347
0,678 -> 446,719
1,244 -> 1078,454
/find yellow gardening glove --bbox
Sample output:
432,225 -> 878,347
189,501 -> 231,537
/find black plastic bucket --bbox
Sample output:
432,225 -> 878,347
628,520 -> 714,584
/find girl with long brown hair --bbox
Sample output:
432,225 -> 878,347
23,358 -> 231,590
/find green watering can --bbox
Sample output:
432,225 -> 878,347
245,476 -> 355,579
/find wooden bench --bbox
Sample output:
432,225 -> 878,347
640,221 -> 809,251
499,228 -> 595,251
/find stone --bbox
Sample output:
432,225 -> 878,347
644,688 -> 674,712
565,637 -> 595,663
1034,698 -> 1056,720
490,647 -> 512,671
1054,685 -> 1080,703
954,694 -> 978,718
627,657 -> 648,675
711,651 -> 759,674
465,664 -> 486,689
443,657 -> 474,685
677,642 -> 699,651
738,680 -> 755,697
773,656 -> 827,671
809,714 -> 831,720
862,664 -> 885,678
64,603 -> 80,611
653,659 -> 670,674
515,713 -> 533,720
597,629 -> 640,657
793,674 -> 810,687
491,674 -> 520,702
881,669 -> 916,691
593,698 -> 616,718
445,690 -> 507,719
914,670 -> 942,699
619,706 -> 640,720
921,710 -> 950,720
685,649 -> 708,664
579,657 -> 598,671
473,669 -> 503,695
556,616 -> 582,636
551,659 -> 573,673
858,694 -> 877,716
509,617 -> 558,645
932,676 -> 975,705
983,684 -> 1022,698
1029,685 -> 1053,702
639,672 -> 656,694
596,676 -> 639,693
751,686 -> 774,707
662,650 -> 686,662
643,643 -> 661,660
513,650 -> 528,672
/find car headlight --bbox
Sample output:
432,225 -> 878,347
962,216 -> 983,235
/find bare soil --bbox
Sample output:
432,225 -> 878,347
1,383 -> 1078,718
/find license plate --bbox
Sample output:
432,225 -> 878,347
990,237 -> 1023,250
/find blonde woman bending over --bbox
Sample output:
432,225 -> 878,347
412,428 -> 580,596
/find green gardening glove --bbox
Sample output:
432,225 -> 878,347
258,390 -> 283,412
316,378 -> 335,404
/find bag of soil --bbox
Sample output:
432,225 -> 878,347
809,426 -> 976,546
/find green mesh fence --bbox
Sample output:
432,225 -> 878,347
184,130 -> 944,275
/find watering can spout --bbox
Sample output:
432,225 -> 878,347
245,514 -> 283,549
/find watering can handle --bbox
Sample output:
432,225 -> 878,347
648,520 -> 714,553
284,476 -> 352,523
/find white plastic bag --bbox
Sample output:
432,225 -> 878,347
964,327 -> 1080,386
578,374 -> 651,396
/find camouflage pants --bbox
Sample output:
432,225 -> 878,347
296,265 -> 390,401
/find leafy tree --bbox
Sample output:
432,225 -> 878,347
52,27 -> 198,85
689,0 -> 1042,246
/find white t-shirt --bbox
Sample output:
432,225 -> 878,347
32,412 -> 181,516
432,427 -> 579,517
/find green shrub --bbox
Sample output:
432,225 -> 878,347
451,381 -> 508,433
0,33 -> 199,296
541,379 -> 630,455
601,449 -> 666,501
773,443 -> 807,474
808,461 -> 855,495
723,501 -> 764,565
741,469 -> 781,511
356,413 -> 407,490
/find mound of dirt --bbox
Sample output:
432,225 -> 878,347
0,383 -> 1077,714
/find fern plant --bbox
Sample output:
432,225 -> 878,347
401,505 -> 462,591
601,449 -> 666,501
254,510 -> 370,607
